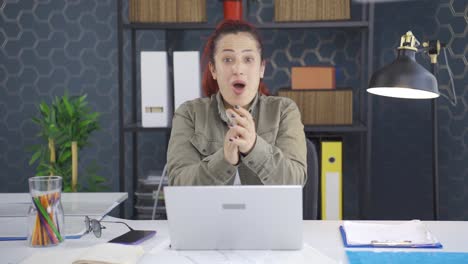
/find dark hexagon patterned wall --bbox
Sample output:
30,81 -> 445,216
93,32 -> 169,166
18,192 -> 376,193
371,0 -> 467,220
0,0 -> 119,192
1,0 -> 467,220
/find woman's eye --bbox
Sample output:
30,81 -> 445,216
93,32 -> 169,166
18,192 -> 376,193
245,57 -> 254,63
223,57 -> 233,63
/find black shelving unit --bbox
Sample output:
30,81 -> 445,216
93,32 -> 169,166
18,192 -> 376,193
124,21 -> 369,30
117,0 -> 375,219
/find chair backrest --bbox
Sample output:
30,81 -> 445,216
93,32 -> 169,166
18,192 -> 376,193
303,138 -> 319,220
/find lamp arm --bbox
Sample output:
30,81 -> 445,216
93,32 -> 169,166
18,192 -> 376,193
441,48 -> 457,106
421,40 -> 457,106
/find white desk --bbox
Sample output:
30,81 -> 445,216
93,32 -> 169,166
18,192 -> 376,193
2,218 -> 468,264
0,193 -> 128,240
0,192 -> 128,217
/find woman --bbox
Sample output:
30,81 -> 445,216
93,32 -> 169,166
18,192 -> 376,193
167,20 -> 306,186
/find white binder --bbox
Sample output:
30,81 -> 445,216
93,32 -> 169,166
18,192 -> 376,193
173,51 -> 202,110
140,51 -> 171,127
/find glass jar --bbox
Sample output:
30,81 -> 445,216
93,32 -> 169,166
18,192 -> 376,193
27,176 -> 65,247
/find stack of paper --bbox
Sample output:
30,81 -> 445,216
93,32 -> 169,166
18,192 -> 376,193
140,243 -> 338,264
340,220 -> 442,248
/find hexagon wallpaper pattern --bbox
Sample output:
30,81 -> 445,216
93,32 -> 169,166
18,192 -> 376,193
370,0 -> 467,220
0,0 -> 466,220
0,0 -> 120,193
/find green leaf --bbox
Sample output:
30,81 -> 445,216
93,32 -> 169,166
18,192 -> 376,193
79,94 -> 88,103
79,120 -> 93,127
29,150 -> 42,165
62,96 -> 73,117
93,176 -> 106,183
39,102 -> 49,116
58,150 -> 71,163
31,117 -> 41,124
87,112 -> 99,120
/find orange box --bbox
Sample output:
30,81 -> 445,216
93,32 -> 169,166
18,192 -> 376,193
291,67 -> 336,90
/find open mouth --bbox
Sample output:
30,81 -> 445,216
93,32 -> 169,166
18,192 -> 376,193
232,80 -> 246,95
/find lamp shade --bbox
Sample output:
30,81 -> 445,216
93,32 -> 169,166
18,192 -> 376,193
367,49 -> 439,99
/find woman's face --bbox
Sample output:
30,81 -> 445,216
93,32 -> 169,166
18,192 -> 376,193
210,32 -> 265,108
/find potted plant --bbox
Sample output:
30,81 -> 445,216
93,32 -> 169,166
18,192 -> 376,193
29,93 -> 107,192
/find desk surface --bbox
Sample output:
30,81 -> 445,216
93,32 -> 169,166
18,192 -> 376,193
0,193 -> 128,241
2,218 -> 468,264
0,192 -> 128,217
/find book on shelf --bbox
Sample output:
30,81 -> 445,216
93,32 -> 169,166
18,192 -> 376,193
278,89 -> 353,125
129,0 -> 206,23
140,51 -> 171,128
173,51 -> 202,111
275,0 -> 351,22
177,0 -> 207,23
321,141 -> 343,220
130,0 -> 176,22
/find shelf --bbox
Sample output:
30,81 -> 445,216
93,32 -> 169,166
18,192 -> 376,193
134,192 -> 155,199
255,21 -> 368,29
304,121 -> 367,133
123,23 -> 215,30
118,0 -> 374,219
123,21 -> 369,30
124,123 -> 171,132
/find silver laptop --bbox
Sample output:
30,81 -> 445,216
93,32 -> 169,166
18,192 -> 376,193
164,185 -> 303,250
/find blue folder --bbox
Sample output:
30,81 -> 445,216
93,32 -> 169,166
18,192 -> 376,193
346,251 -> 468,264
339,226 -> 443,248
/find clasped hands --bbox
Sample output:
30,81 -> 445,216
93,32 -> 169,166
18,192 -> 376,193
224,105 -> 256,166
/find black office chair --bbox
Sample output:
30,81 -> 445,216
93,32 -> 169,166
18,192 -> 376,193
303,138 -> 319,220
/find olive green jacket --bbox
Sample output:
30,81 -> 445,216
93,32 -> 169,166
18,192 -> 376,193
167,92 -> 307,186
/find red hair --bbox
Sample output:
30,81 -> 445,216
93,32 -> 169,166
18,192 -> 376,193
201,20 -> 269,97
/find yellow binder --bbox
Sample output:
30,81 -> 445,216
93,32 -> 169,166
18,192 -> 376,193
321,141 -> 342,220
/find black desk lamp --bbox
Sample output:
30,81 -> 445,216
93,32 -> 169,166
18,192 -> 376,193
367,31 -> 456,220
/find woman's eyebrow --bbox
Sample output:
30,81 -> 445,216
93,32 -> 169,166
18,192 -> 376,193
220,49 -> 255,53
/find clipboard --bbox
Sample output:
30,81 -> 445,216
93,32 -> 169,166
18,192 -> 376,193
339,226 -> 443,248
